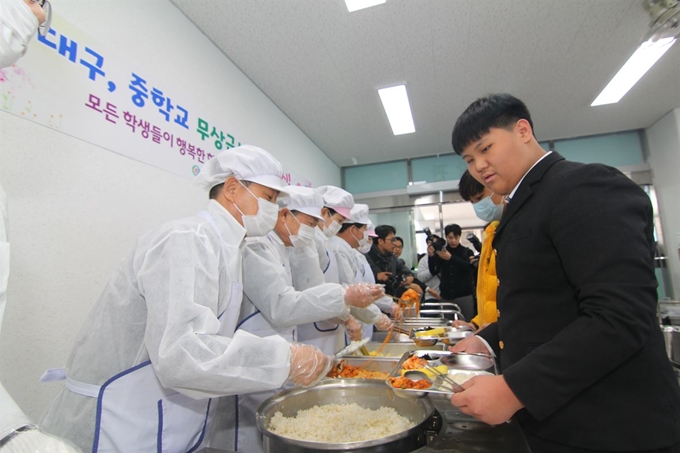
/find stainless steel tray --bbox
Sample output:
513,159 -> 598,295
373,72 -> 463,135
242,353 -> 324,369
340,341 -> 445,358
385,350 -> 497,397
327,356 -> 400,379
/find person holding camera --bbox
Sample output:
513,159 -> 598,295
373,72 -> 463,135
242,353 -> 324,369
427,224 -> 475,320
365,225 -> 415,298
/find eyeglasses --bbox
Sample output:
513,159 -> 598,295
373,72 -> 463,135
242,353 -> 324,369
31,0 -> 53,37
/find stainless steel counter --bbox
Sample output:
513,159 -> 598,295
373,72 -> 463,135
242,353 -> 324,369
415,394 -> 531,453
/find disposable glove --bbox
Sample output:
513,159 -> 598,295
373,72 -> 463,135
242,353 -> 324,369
287,343 -> 333,388
389,302 -> 402,321
374,313 -> 393,331
343,283 -> 385,308
344,316 -> 363,341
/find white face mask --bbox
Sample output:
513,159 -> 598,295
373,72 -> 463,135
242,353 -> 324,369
232,183 -> 279,237
0,0 -> 39,69
285,214 -> 315,248
351,227 -> 369,248
357,241 -> 372,254
322,219 -> 342,238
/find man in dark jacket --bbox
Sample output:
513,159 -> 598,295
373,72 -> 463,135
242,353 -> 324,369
365,225 -> 414,297
449,93 -> 680,453
427,223 -> 475,319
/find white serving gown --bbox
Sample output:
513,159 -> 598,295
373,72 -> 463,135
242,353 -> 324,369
329,237 -> 382,327
291,227 -> 346,355
235,230 -> 349,453
40,200 -> 292,452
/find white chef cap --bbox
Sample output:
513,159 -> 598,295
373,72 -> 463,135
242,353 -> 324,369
345,203 -> 370,225
281,186 -> 325,221
316,185 -> 354,220
367,221 -> 378,237
193,145 -> 289,195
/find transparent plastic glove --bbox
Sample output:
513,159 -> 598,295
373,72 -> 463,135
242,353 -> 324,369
343,283 -> 385,308
375,313 -> 393,331
288,343 -> 333,388
2,426 -> 82,453
344,316 -> 363,341
389,302 -> 403,321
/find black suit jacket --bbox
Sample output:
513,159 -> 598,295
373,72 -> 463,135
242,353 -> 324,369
478,152 -> 680,451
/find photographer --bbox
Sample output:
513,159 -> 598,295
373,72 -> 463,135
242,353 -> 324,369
427,224 -> 475,319
365,225 -> 415,298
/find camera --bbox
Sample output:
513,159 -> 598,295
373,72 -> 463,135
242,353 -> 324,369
423,227 -> 447,252
466,232 -> 483,253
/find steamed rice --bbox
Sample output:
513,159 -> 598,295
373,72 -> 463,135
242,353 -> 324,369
268,403 -> 415,443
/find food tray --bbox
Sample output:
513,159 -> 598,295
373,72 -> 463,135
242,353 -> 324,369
346,342 -> 445,358
385,350 -> 497,397
327,356 -> 400,380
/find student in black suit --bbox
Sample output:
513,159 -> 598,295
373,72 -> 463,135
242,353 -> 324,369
449,94 -> 680,453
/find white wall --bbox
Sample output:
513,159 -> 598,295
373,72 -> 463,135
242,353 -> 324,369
646,108 -> 680,299
0,0 -> 339,422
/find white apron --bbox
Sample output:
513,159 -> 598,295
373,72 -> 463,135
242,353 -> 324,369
296,247 -> 345,355
40,211 -> 242,453
355,253 -> 375,341
235,235 -> 295,453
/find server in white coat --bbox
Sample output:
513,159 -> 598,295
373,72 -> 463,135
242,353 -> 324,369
235,186 -> 383,453
330,205 -> 393,336
40,146 -> 332,453
291,186 -> 360,354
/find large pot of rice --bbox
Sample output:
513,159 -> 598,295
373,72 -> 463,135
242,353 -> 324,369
256,379 -> 435,453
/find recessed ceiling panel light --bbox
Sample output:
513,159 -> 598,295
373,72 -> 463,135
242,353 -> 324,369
591,37 -> 676,106
378,85 -> 415,135
345,0 -> 386,13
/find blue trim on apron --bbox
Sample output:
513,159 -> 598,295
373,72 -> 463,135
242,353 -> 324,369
186,399 -> 212,453
313,322 -> 339,332
93,360 -> 153,453
156,400 -> 163,453
235,310 -> 261,330
323,250 -> 331,273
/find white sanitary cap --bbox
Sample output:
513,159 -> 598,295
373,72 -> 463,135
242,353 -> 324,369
367,221 -> 378,237
281,186 -> 325,221
193,144 -> 289,195
345,203 -> 370,225
316,185 -> 354,220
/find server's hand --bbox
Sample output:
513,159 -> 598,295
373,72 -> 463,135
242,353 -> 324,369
389,302 -> 402,321
288,343 -> 333,387
344,316 -> 363,341
343,283 -> 385,308
374,313 -> 393,331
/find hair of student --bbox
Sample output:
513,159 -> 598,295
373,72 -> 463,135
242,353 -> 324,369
458,170 -> 485,202
444,223 -> 462,237
451,93 -> 534,156
375,225 -> 396,241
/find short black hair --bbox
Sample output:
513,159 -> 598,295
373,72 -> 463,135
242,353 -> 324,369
375,225 -> 396,241
339,222 -> 364,234
393,236 -> 404,246
444,224 -> 462,237
458,170 -> 485,202
451,93 -> 534,155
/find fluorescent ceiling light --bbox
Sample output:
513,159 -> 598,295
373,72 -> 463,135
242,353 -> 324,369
345,0 -> 386,12
591,37 -> 676,106
378,85 -> 415,135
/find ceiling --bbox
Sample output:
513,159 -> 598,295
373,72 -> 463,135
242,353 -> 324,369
171,0 -> 680,168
